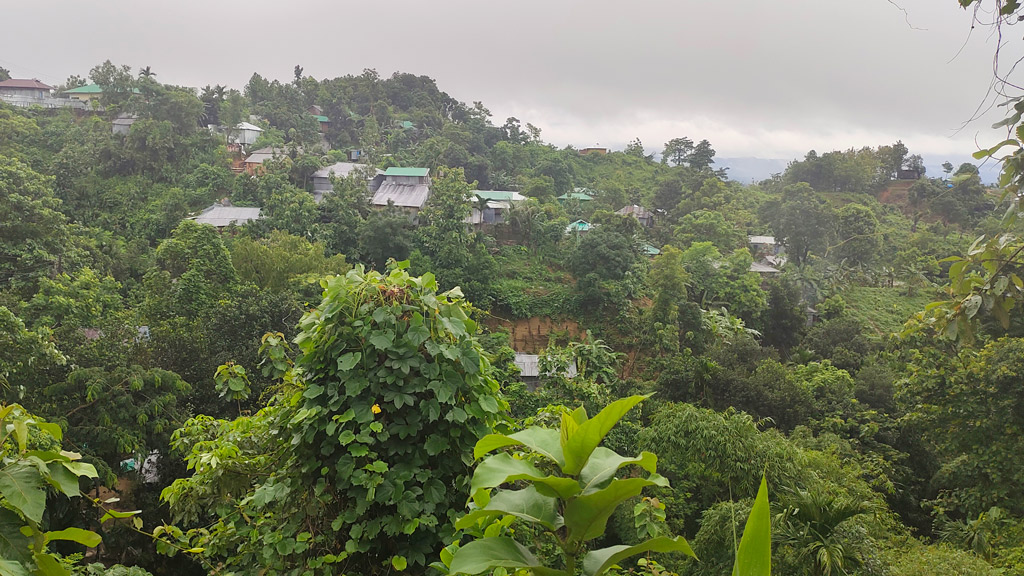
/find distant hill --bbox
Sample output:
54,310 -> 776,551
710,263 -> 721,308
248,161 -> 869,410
718,155 -> 1000,185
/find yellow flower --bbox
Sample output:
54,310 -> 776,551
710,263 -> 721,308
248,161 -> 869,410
371,403 -> 382,414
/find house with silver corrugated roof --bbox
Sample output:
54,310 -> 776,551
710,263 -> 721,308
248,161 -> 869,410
311,162 -> 384,203
189,204 -> 262,228
242,146 -> 290,174
370,167 -> 432,222
466,190 -> 525,226
616,204 -> 654,227
228,122 -> 263,146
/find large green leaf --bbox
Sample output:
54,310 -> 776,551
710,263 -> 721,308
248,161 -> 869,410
564,475 -> 668,544
45,527 -> 102,548
474,427 -> 564,466
561,395 -> 648,475
448,537 -> 546,575
61,461 -> 98,479
470,453 -> 580,500
0,560 -> 29,576
732,475 -> 771,576
45,462 -> 80,498
0,509 -> 33,564
583,536 -> 696,576
579,448 -> 657,494
0,463 -> 47,523
456,486 -> 563,531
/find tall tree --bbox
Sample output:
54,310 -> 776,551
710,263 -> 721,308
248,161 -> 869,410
662,137 -> 694,166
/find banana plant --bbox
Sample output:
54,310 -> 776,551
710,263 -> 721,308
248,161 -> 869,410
445,395 -> 696,576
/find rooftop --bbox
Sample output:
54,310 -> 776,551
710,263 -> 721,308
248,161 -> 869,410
749,235 -> 776,245
313,115 -> 330,123
63,83 -> 141,95
63,84 -> 102,94
0,78 -> 53,90
313,162 -> 380,179
558,192 -> 594,201
189,205 -> 262,227
616,204 -> 653,219
371,182 -> 431,209
234,121 -> 263,132
473,190 -> 526,202
384,166 -> 430,178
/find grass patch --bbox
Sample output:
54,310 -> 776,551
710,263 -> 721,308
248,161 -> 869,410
842,286 -> 936,339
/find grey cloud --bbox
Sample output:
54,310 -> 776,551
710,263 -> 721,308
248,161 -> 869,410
0,0 -> 1012,158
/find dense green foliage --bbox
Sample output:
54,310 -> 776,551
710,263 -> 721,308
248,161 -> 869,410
2,43 -> 1022,575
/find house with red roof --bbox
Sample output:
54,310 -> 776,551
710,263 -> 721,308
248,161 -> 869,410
0,78 -> 53,101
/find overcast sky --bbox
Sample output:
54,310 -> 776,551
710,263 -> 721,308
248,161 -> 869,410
0,0 -> 1014,160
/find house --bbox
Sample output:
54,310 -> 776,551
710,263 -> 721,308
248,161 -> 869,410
228,122 -> 263,146
62,83 -> 140,105
311,162 -> 384,203
112,114 -> 137,135
748,235 -> 785,266
616,205 -> 654,227
897,168 -> 922,180
242,147 -> 289,174
558,192 -> 594,203
466,190 -> 525,226
63,83 -> 103,103
308,105 -> 323,116
348,149 -> 364,161
0,78 -> 52,102
0,78 -> 81,109
370,167 -> 432,221
642,243 -> 662,257
313,115 -> 331,133
189,203 -> 262,228
565,219 -> 593,235
579,147 -> 609,156
514,353 -> 578,388
749,261 -> 781,274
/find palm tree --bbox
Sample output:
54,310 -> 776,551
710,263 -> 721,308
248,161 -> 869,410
138,66 -> 156,78
774,490 -> 870,576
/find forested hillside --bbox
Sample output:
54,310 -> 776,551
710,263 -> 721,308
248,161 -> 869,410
3,48 -> 1024,576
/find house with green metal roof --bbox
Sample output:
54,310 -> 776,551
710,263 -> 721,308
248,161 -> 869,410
384,167 -> 430,178
565,219 -> 594,234
557,192 -> 594,203
468,191 -> 526,226
63,84 -> 140,104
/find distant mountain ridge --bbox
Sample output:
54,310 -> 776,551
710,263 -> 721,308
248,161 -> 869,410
718,155 -> 1000,185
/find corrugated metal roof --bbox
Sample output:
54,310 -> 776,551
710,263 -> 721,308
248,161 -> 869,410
313,162 -> 367,179
313,115 -> 330,123
0,79 -> 53,90
748,235 -> 776,245
565,220 -> 593,233
234,121 -> 263,132
384,167 -> 430,177
371,182 -> 431,209
63,84 -> 102,94
61,83 -> 140,95
749,262 -> 781,274
558,192 -> 593,201
189,205 -> 262,227
514,353 -> 578,379
616,205 -> 653,219
473,190 -> 525,202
